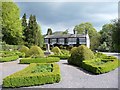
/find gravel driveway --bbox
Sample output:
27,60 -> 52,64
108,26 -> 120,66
0,54 -> 119,89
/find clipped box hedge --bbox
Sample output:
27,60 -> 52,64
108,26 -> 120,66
82,58 -> 119,74
49,55 -> 70,59
20,57 -> 60,64
0,55 -> 19,62
3,63 -> 61,88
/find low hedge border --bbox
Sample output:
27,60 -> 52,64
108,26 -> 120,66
19,57 -> 60,64
49,55 -> 70,59
0,55 -> 19,62
3,63 -> 61,88
82,58 -> 119,74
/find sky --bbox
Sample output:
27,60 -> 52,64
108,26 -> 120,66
15,1 -> 118,35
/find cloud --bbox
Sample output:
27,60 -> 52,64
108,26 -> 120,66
16,2 -> 118,34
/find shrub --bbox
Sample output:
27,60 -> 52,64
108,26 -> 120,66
51,46 -> 62,55
0,55 -> 19,62
68,45 -> 95,66
70,47 -> 77,54
20,57 -> 60,64
19,46 -> 29,55
3,63 -> 61,88
26,45 -> 44,58
61,49 -> 70,55
49,55 -> 70,59
82,58 -> 119,74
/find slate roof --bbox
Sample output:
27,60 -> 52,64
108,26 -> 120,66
45,34 -> 86,39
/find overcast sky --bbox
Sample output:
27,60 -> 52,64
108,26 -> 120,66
15,1 -> 118,34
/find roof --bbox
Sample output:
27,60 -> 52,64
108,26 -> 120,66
44,34 -> 86,39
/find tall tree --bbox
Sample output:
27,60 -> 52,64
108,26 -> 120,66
2,2 -> 23,45
21,13 -> 27,44
98,24 -> 113,51
37,25 -> 44,47
74,22 -> 100,50
46,28 -> 52,35
24,14 -> 43,47
112,19 -> 120,52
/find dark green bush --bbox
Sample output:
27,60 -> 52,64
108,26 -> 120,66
51,46 -> 62,55
82,58 -> 119,74
19,46 -> 29,55
26,45 -> 44,58
68,45 -> 95,66
0,55 -> 19,62
3,63 -> 61,88
20,57 -> 60,64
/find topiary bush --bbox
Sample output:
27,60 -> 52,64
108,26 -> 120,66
19,46 -> 29,55
68,45 -> 95,66
26,45 -> 44,58
51,46 -> 62,55
70,47 -> 77,54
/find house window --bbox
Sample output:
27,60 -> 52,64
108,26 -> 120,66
79,38 -> 86,44
68,38 -> 76,44
58,38 -> 64,44
51,39 -> 56,44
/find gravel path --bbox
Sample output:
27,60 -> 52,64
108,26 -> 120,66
0,53 -> 119,89
0,59 -> 28,90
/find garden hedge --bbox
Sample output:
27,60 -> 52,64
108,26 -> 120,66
0,55 -> 19,62
3,63 -> 61,88
20,57 -> 60,64
49,55 -> 70,59
82,58 -> 119,74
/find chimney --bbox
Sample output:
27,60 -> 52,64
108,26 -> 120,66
85,30 -> 88,35
73,30 -> 77,34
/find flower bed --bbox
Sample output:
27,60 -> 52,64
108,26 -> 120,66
20,57 -> 60,64
3,63 -> 61,88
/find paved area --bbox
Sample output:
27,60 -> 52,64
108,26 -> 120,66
0,59 -> 28,90
0,53 -> 119,89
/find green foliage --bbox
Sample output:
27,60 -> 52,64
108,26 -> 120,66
26,45 -> 44,58
31,64 -> 53,73
112,19 -> 120,52
70,47 -> 77,54
94,52 -> 107,59
68,45 -> 95,66
82,58 -> 119,74
49,55 -> 70,59
0,55 -> 19,62
22,14 -> 44,47
51,46 -> 62,55
2,2 -> 23,45
74,22 -> 100,50
20,57 -> 60,64
99,24 -> 113,51
3,63 -> 61,88
19,46 -> 29,55
49,49 -> 70,59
